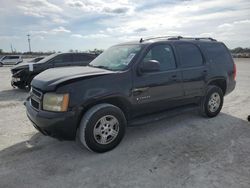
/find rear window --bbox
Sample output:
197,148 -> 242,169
176,43 -> 203,68
201,43 -> 232,64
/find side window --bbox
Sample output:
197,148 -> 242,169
52,54 -> 71,64
10,56 -> 19,59
201,43 -> 232,64
73,54 -> 94,62
142,44 -> 176,71
176,43 -> 203,68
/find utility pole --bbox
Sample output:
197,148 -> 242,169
27,34 -> 31,53
10,44 -> 14,53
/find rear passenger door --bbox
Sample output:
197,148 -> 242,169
175,43 -> 207,97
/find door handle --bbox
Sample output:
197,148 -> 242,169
170,75 -> 178,81
202,70 -> 208,75
132,87 -> 149,96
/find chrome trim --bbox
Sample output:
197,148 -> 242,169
30,87 -> 43,110
30,87 -> 43,100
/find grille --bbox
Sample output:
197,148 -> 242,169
30,87 -> 43,110
31,98 -> 40,109
31,88 -> 42,99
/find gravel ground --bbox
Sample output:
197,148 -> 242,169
0,59 -> 250,188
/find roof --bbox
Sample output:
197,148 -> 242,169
116,36 -> 219,46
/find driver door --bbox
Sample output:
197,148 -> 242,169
132,44 -> 184,116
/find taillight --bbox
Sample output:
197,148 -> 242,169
233,63 -> 236,80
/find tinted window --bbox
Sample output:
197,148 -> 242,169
143,44 -> 176,71
3,56 -> 19,60
201,43 -> 232,64
176,43 -> 203,67
52,54 -> 71,64
73,54 -> 94,62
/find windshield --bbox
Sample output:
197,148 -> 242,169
36,53 -> 57,64
89,44 -> 142,71
28,57 -> 44,63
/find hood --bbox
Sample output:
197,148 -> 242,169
31,66 -> 114,91
12,60 -> 46,71
11,62 -> 31,70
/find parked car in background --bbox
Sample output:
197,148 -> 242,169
0,55 -> 23,65
0,56 -> 3,67
11,52 -> 97,89
25,36 -> 236,153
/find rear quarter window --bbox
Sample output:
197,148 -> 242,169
201,43 -> 233,64
176,43 -> 203,68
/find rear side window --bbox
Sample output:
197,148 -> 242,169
176,43 -> 203,68
143,44 -> 176,71
52,54 -> 71,64
73,54 -> 94,62
201,43 -> 232,64
3,56 -> 19,60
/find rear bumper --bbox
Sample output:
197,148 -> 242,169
25,98 -> 80,140
225,80 -> 236,96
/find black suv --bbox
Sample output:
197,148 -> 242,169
25,36 -> 236,153
11,52 -> 97,89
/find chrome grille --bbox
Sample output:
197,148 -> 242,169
31,98 -> 40,109
31,87 -> 42,99
30,87 -> 43,110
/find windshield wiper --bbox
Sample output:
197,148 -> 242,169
88,64 -> 112,70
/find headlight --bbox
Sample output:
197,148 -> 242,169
43,93 -> 69,112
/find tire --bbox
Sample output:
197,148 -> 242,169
76,103 -> 127,153
200,85 -> 224,118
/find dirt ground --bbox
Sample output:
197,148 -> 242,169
0,59 -> 250,188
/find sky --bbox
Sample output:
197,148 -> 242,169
0,0 -> 250,52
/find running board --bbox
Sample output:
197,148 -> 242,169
128,104 -> 199,127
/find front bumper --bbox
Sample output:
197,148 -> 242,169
25,98 -> 80,140
225,80 -> 236,96
11,77 -> 24,88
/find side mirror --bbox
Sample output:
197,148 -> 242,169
140,60 -> 160,73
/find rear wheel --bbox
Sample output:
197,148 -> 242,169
200,85 -> 224,117
76,103 -> 126,153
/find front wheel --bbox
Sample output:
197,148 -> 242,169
76,103 -> 126,153
200,85 -> 224,118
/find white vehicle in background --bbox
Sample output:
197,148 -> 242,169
0,55 -> 23,66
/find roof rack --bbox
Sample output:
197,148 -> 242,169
139,36 -> 217,43
170,36 -> 217,41
139,36 -> 179,43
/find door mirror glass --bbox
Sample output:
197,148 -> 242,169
140,60 -> 160,73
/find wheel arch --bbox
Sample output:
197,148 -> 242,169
78,96 -> 132,128
207,77 -> 227,95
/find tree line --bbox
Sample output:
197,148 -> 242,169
0,47 -> 249,56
